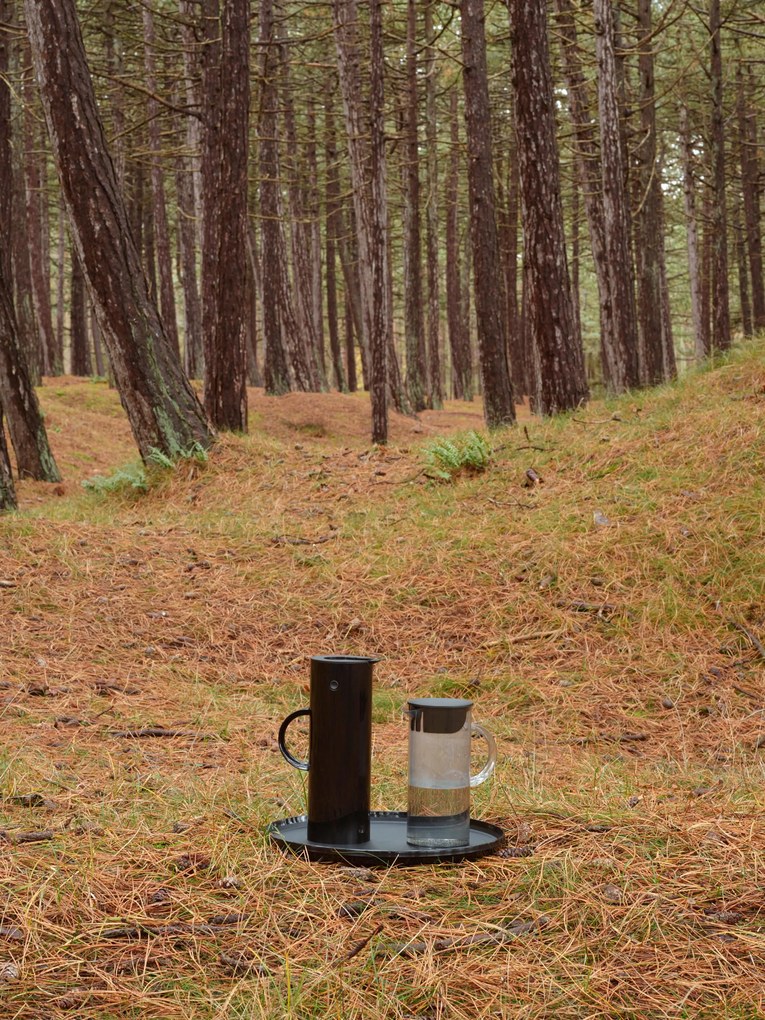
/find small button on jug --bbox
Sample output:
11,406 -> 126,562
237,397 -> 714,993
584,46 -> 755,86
406,698 -> 496,848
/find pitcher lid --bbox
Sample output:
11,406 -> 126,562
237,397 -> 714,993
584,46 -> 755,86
408,697 -> 472,733
408,697 -> 473,710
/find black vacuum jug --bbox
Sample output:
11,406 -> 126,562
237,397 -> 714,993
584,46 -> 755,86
278,654 -> 378,845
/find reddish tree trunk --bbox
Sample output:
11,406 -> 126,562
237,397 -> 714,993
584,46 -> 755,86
460,0 -> 515,427
593,0 -> 640,391
737,65 -> 765,332
69,254 -> 91,376
445,89 -> 471,401
25,0 -> 213,460
201,0 -> 250,428
708,0 -> 731,351
403,0 -> 426,412
424,0 -> 442,409
509,0 -> 588,415
325,100 -> 347,391
0,0 -> 59,481
635,0 -> 674,383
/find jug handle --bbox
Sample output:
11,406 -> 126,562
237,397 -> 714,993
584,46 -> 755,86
278,708 -> 310,770
469,722 -> 497,788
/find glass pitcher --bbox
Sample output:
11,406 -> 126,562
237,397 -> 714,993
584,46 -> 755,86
406,697 -> 496,848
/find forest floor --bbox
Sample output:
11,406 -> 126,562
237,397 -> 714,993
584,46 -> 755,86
1,347 -> 765,1019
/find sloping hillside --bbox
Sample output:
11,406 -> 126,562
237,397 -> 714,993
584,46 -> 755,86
1,347 -> 764,1018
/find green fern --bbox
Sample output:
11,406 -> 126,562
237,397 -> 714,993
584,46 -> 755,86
82,463 -> 147,494
423,430 -> 492,481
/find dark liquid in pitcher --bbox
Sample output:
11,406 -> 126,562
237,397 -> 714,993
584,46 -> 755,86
407,785 -> 470,846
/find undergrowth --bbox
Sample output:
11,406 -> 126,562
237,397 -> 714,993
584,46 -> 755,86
422,429 -> 492,480
1,341 -> 765,1019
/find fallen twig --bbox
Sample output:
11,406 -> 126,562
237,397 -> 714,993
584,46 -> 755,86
271,533 -> 338,546
486,498 -> 535,510
572,414 -> 623,425
100,915 -> 248,940
0,829 -> 55,844
337,923 -> 384,964
556,599 -> 617,616
728,620 -> 765,661
109,727 -> 205,739
385,916 -> 548,957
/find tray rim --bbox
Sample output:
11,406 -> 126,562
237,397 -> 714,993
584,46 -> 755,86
267,810 -> 505,866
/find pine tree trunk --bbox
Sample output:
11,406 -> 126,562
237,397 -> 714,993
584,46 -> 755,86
69,254 -> 91,376
306,98 -> 325,381
25,0 -> 213,460
593,0 -> 640,391
325,101 -> 347,392
737,65 -> 765,332
733,196 -> 753,337
278,13 -> 324,388
0,405 -> 17,510
555,0 -> 619,394
708,0 -> 731,351
201,0 -> 250,429
178,1 -> 204,376
460,0 -> 515,427
333,0 -> 389,443
701,183 -> 712,356
0,0 -> 59,481
423,1 -> 443,409
635,0 -> 674,384
679,104 -> 705,361
55,201 -> 66,370
403,0 -> 427,413
143,7 -> 180,358
22,43 -> 55,375
345,295 -> 357,392
509,0 -> 588,415
445,89 -> 471,401
258,0 -> 313,393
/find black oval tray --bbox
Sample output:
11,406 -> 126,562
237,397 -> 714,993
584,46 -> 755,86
267,811 -> 504,866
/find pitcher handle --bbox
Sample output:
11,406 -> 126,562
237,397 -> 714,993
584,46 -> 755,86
469,721 -> 497,788
278,708 -> 310,771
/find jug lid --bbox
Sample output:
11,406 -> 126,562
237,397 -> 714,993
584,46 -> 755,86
408,697 -> 472,733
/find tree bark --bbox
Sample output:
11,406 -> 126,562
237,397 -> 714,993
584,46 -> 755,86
0,0 -> 59,482
737,64 -> 765,332
403,0 -> 427,412
555,0 -> 620,395
25,0 -> 213,460
201,0 -> 250,429
445,88 -> 471,401
508,0 -> 588,415
258,0 -> 313,393
69,253 -> 91,376
593,0 -> 640,391
277,18 -> 324,389
708,0 -> 731,351
423,0 -> 442,409
325,99 -> 347,391
460,0 -> 515,427
679,104 -> 705,360
635,0 -> 674,383
22,56 -> 55,376
143,7 -> 180,359
0,405 -> 16,510
333,0 -> 389,443
178,1 -> 204,376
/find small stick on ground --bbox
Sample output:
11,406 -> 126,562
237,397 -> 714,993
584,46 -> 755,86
385,916 -> 548,957
271,534 -> 338,546
0,829 -> 55,844
108,727 -> 205,739
337,923 -> 384,964
728,620 -> 765,661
